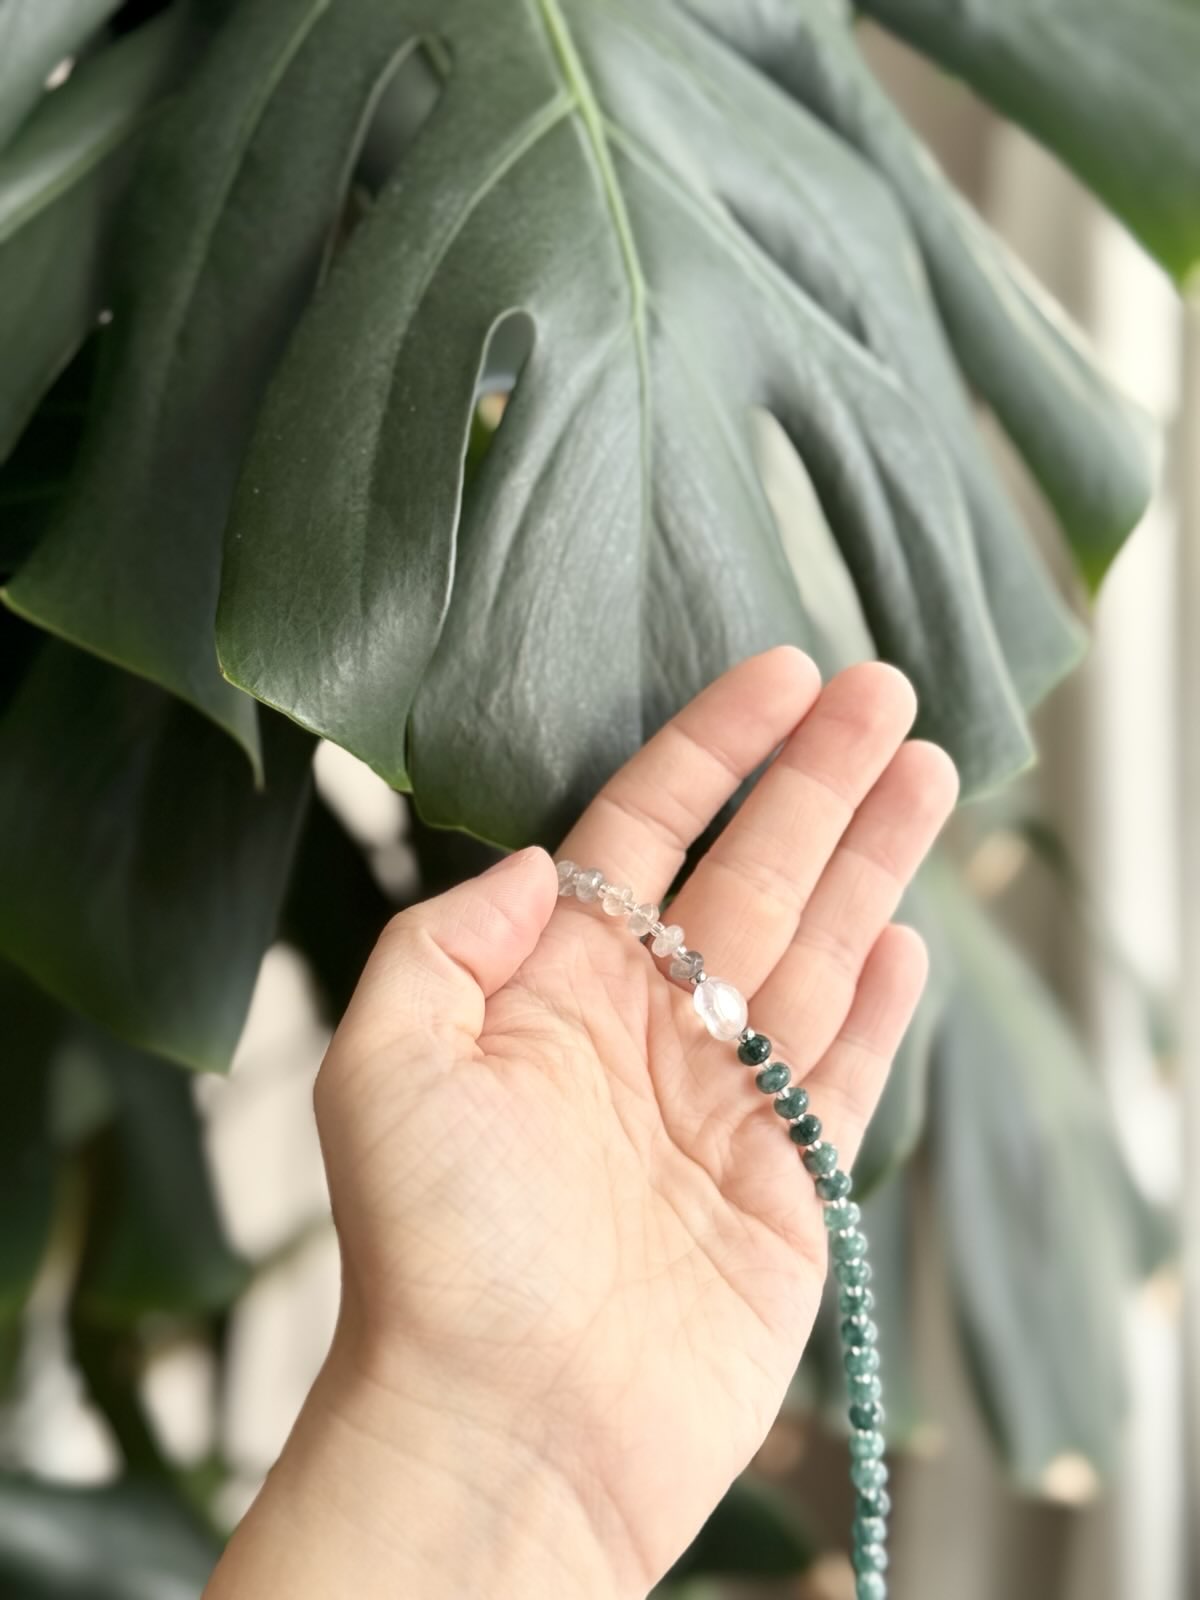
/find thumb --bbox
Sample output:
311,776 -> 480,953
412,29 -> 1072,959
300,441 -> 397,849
336,846 -> 559,1052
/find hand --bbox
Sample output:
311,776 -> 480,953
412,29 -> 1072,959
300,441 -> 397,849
205,649 -> 957,1599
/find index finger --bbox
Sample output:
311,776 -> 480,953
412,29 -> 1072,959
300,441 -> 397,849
557,647 -> 821,905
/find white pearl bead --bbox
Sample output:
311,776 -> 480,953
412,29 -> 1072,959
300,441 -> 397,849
651,923 -> 684,957
693,978 -> 748,1040
629,902 -> 659,937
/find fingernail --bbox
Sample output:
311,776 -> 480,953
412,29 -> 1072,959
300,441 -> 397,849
481,846 -> 538,877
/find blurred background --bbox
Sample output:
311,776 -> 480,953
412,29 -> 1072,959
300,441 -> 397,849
0,8 -> 1196,1600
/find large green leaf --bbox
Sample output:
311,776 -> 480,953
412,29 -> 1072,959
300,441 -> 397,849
684,0 -> 1156,591
663,1475 -> 814,1582
5,0 -> 438,770
0,632 -> 312,1072
0,1475 -> 219,1600
0,0 -> 126,149
0,966 -> 61,1391
0,8 -> 187,464
215,0 -> 1136,845
72,1031 -> 248,1322
860,0 -> 1200,285
928,865 -> 1171,1486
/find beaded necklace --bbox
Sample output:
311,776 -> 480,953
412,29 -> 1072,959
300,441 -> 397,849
557,859 -> 890,1600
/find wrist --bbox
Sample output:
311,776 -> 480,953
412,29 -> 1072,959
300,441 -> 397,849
207,1328 -> 644,1600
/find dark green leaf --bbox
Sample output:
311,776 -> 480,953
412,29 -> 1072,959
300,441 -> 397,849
0,637 -> 312,1072
0,0 -> 126,149
0,9 -> 187,464
216,0 -> 1132,845
73,1030 -> 249,1322
0,966 -> 61,1391
282,790 -> 394,1021
0,1474 -> 219,1600
684,0 -> 1155,591
928,863 -> 1171,1486
664,1474 -> 814,1581
860,0 -> 1200,285
6,0 -> 440,769
0,333 -> 101,579
853,875 -> 946,1194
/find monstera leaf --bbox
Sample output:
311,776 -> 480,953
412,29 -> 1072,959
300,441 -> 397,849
214,0 -> 1128,845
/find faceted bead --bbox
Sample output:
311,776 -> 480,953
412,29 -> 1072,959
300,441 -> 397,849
755,1062 -> 791,1094
831,1229 -> 868,1262
850,1459 -> 888,1494
602,883 -> 634,916
737,1033 -> 772,1066
849,1401 -> 885,1432
693,978 -> 749,1040
836,1258 -> 872,1288
556,859 -> 578,896
575,868 -> 604,901
845,1346 -> 881,1378
824,1199 -> 861,1231
670,949 -> 704,982
856,1574 -> 887,1600
629,902 -> 659,937
774,1086 -> 810,1119
817,1171 -> 852,1202
841,1316 -> 878,1348
847,1373 -> 883,1404
849,1429 -> 885,1462
853,1515 -> 888,1548
803,1143 -> 839,1177
651,923 -> 685,957
856,1543 -> 888,1574
789,1113 -> 822,1146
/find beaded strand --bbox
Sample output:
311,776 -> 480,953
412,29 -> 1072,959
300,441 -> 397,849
557,859 -> 890,1600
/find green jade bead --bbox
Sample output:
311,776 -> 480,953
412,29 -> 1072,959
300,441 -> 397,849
836,1257 -> 872,1288
849,1429 -> 885,1462
849,1400 -> 884,1431
850,1459 -> 889,1494
803,1142 -> 839,1177
788,1114 -> 822,1146
856,1543 -> 888,1575
848,1372 -> 883,1404
831,1229 -> 868,1263
816,1170 -> 852,1201
857,1573 -> 887,1600
854,1515 -> 887,1547
845,1345 -> 881,1378
842,1316 -> 878,1349
774,1087 -> 810,1119
840,1285 -> 876,1316
755,1062 -> 791,1094
857,1488 -> 892,1521
737,1033 -> 772,1065
824,1199 -> 861,1230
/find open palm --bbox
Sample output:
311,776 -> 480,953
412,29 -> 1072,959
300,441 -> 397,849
312,648 -> 957,1594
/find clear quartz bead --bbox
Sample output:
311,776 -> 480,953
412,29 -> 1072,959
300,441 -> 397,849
556,859 -> 579,896
651,923 -> 685,957
693,977 -> 749,1040
574,868 -> 604,902
602,884 -> 634,916
629,902 -> 659,937
670,949 -> 704,982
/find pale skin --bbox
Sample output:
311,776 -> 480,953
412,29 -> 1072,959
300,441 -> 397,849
204,649 -> 958,1599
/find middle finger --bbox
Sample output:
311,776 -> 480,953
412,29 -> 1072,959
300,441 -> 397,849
668,662 -> 917,995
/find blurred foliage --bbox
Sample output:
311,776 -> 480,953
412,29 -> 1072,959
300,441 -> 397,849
0,0 -> 1193,1591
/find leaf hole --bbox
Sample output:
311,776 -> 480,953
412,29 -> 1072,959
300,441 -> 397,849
355,38 -> 449,201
